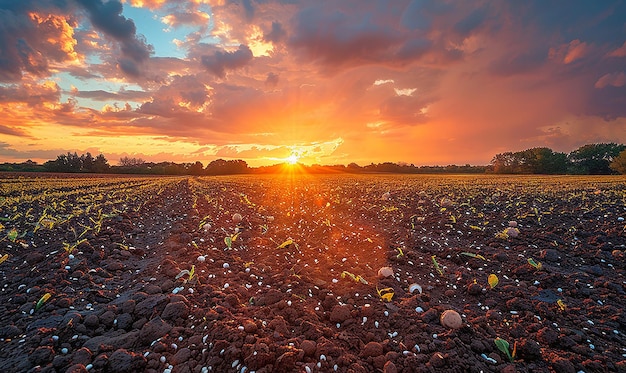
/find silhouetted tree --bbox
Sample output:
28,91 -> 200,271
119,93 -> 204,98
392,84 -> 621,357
205,159 -> 249,175
119,156 -> 145,167
189,161 -> 205,175
44,152 -> 110,172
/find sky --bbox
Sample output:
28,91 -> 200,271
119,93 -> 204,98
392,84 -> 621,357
1,0 -> 625,167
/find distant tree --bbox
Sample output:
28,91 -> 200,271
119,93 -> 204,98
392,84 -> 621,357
189,161 -> 205,175
82,152 -> 94,171
205,159 -> 249,175
119,156 -> 145,167
491,148 -> 568,174
347,162 -> 362,172
520,147 -> 569,174
568,143 -> 626,174
43,152 -> 110,172
490,152 -> 522,173
610,149 -> 626,174
93,154 -> 110,173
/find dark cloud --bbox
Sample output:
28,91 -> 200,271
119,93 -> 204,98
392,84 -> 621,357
0,125 -> 30,137
242,0 -> 254,20
453,6 -> 490,35
265,72 -> 279,87
72,88 -> 150,101
505,1 -> 626,46
0,81 -> 61,104
401,0 -> 452,31
200,44 -> 254,77
489,49 -> 548,76
75,0 -> 154,77
586,85 -> 626,120
264,21 -> 287,43
289,6 -> 404,68
76,0 -> 135,40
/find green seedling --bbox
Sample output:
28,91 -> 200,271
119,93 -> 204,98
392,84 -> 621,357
36,293 -> 52,311
460,252 -> 486,260
341,271 -> 369,284
376,286 -> 394,302
527,257 -> 542,270
494,337 -> 516,362
431,255 -> 444,276
224,232 -> 241,248
7,228 -> 18,242
176,265 -> 197,283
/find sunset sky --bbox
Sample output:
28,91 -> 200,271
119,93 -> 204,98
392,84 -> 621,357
1,1 -> 625,167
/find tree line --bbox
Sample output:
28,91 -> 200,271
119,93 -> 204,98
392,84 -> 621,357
1,143 -> 625,175
489,143 -> 626,175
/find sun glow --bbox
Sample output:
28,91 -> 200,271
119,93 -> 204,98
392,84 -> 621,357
286,154 -> 300,165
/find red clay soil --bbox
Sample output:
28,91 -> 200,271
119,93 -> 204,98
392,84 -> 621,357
0,174 -> 625,373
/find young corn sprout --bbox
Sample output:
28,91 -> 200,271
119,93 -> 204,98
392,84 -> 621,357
64,239 -> 87,254
224,232 -> 241,249
527,257 -> 542,270
431,255 -> 444,276
36,293 -> 52,311
341,271 -> 369,285
460,252 -> 486,260
494,337 -> 516,362
376,286 -> 394,302
176,265 -> 198,284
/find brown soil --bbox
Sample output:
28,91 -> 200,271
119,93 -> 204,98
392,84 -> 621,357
1,174 -> 625,373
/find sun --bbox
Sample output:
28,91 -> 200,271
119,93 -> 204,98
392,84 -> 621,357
286,154 -> 300,165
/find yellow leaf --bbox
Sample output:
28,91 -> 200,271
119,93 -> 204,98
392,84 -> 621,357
277,238 -> 294,249
0,253 -> 8,265
488,274 -> 499,289
376,287 -> 394,302
556,299 -> 566,311
36,293 -> 51,310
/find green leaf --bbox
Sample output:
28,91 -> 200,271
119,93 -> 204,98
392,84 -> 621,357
7,228 -> 18,242
36,293 -> 51,311
460,252 -> 486,260
494,337 -> 513,362
527,257 -> 542,270
431,255 -> 443,276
